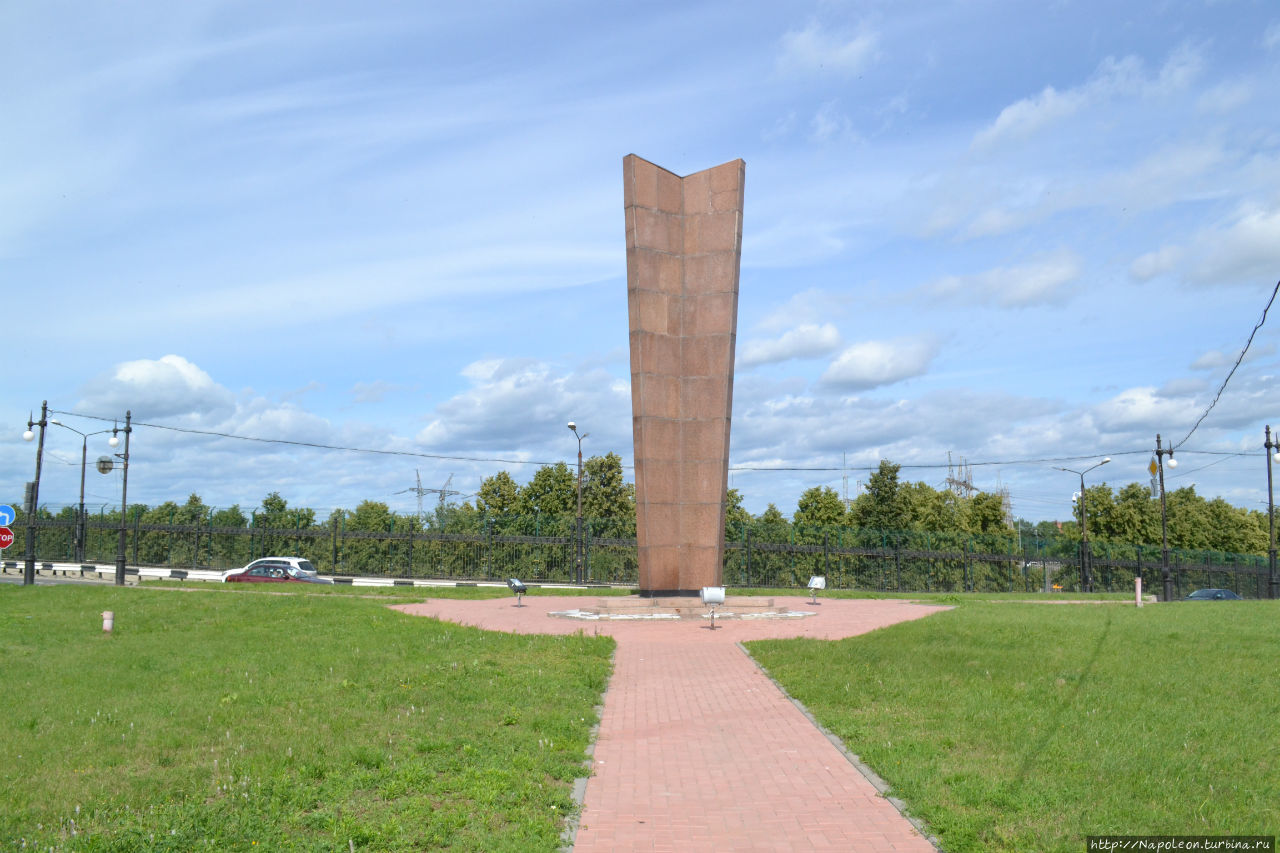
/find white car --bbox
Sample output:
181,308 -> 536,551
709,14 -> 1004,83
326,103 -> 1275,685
221,557 -> 332,584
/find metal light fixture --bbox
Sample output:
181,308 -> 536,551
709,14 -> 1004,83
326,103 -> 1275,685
1054,457 -> 1110,593
47,418 -> 117,564
701,586 -> 726,629
507,577 -> 528,606
568,421 -> 588,584
807,575 -> 826,605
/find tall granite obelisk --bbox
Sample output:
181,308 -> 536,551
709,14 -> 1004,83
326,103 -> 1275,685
623,155 -> 745,594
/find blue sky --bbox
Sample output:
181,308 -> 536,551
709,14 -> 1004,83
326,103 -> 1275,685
4,0 -> 1280,523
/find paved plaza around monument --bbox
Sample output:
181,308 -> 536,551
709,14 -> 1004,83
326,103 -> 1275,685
393,595 -> 948,852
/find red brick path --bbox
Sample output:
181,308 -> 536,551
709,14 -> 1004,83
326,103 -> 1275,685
392,596 -> 947,852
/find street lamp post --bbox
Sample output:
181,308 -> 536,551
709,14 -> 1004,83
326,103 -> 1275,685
1054,457 -> 1110,593
568,421 -> 588,584
112,412 -> 132,586
47,419 -> 117,564
1264,426 -> 1280,600
21,401 -> 49,586
1154,434 -> 1178,602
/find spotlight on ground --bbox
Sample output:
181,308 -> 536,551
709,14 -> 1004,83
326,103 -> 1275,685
807,575 -> 826,605
701,586 -> 726,629
507,577 -> 528,606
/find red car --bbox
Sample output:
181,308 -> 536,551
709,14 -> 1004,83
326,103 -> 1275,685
222,557 -> 332,584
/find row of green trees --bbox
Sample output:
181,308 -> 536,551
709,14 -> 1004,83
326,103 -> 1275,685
15,456 -> 1275,568
1018,482 -> 1272,555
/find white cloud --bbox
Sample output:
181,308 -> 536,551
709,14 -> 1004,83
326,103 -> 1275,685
1131,200 -> 1280,286
754,288 -> 855,334
1130,245 -> 1184,281
1197,79 -> 1253,114
776,21 -> 878,76
930,252 -> 1081,307
78,355 -> 236,420
972,85 -> 1087,150
945,140 -> 1225,242
416,358 -> 631,453
350,380 -> 400,404
1188,205 -> 1280,285
739,323 -> 842,368
1091,386 -> 1195,432
1264,22 -> 1280,50
973,45 -> 1203,149
810,101 -> 858,143
820,336 -> 939,389
1190,343 -> 1275,371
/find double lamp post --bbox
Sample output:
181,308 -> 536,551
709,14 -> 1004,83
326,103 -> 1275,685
1054,457 -> 1110,593
22,404 -> 132,586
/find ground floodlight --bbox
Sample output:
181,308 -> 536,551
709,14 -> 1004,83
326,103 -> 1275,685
701,586 -> 726,629
507,577 -> 528,606
807,575 -> 826,605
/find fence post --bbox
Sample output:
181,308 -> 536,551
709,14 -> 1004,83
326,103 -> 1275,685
823,530 -> 830,579
407,515 -> 415,578
485,515 -> 493,580
964,539 -> 972,592
332,514 -> 339,575
388,516 -> 395,577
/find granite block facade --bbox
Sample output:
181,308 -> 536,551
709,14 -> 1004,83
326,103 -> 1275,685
624,155 -> 744,593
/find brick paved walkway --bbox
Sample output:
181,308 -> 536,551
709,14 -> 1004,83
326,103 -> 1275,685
392,596 -> 947,852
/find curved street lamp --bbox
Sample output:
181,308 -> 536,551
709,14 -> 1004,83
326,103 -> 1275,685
568,422 -> 588,584
1054,457 -> 1110,593
47,419 -> 118,563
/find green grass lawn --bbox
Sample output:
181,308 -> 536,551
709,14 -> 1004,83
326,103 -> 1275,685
734,587 -> 1134,602
747,600 -> 1280,852
0,585 -> 613,851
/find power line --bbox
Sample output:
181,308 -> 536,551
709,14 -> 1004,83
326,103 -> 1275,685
728,450 -> 1151,472
49,409 -> 565,468
1174,278 -> 1280,450
43,407 -> 1267,481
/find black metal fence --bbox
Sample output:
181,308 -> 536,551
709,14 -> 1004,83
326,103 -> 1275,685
7,515 -> 1274,597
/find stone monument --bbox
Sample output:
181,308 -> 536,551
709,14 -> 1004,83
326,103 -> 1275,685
623,155 -> 745,594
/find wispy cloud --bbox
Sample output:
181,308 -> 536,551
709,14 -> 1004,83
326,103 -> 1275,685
820,336 -> 939,390
1132,203 -> 1280,286
776,21 -> 879,76
973,44 -> 1203,149
739,323 -> 842,368
929,252 -> 1081,307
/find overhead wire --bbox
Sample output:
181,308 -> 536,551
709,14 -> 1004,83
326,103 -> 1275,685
48,407 -> 1264,481
1173,278 -> 1279,450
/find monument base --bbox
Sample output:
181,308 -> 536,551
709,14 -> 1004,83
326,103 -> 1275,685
547,595 -> 814,621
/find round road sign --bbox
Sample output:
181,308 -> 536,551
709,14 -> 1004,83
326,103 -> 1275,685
96,456 -> 114,474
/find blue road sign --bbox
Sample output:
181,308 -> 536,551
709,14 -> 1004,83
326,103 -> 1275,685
0,505 -> 13,526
